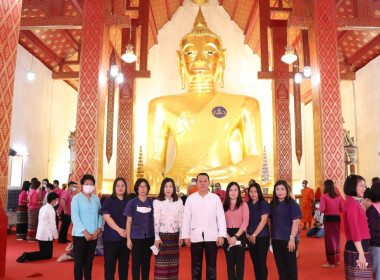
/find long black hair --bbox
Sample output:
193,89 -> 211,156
111,177 -> 128,200
157,178 -> 178,201
22,181 -> 31,192
223,182 -> 243,212
270,180 -> 293,208
248,182 -> 265,202
323,179 -> 339,199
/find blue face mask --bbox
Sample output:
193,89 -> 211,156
72,187 -> 76,192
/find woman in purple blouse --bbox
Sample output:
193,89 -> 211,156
100,177 -> 130,280
270,180 -> 302,280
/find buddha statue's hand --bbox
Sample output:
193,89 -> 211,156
143,160 -> 165,193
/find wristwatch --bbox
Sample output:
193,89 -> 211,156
290,235 -> 295,240
252,233 -> 256,237
234,234 -> 240,240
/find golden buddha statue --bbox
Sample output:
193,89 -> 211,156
144,8 -> 263,193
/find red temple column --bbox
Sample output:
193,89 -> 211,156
309,0 -> 345,191
116,26 -> 136,192
271,21 -> 292,184
0,0 -> 22,277
74,0 -> 109,191
0,0 -> 23,276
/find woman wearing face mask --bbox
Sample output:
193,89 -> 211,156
153,178 -> 183,280
124,178 -> 154,280
319,179 -> 343,268
270,180 -> 302,280
222,182 -> 249,280
343,174 -> 371,279
246,182 -> 270,280
71,174 -> 103,280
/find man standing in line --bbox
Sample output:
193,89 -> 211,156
301,180 -> 314,230
182,173 -> 226,280
58,181 -> 76,243
213,183 -> 226,203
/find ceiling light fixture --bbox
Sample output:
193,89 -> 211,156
281,46 -> 298,64
294,72 -> 303,84
27,56 -> 35,81
303,66 -> 311,77
121,21 -> 137,63
116,72 -> 124,84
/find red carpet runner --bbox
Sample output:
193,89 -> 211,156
4,230 -> 345,279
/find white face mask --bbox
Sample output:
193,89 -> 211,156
83,185 -> 95,194
42,184 -> 47,188
315,204 -> 320,209
72,187 -> 76,192
191,182 -> 196,186
302,184 -> 306,188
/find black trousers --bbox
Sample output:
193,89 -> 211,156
25,240 -> 53,261
73,236 -> 97,280
272,239 -> 298,280
58,211 -> 71,242
223,228 -> 246,280
54,204 -> 59,230
131,237 -> 154,280
248,236 -> 270,280
104,239 -> 130,280
190,241 -> 218,280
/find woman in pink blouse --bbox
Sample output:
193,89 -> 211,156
343,174 -> 371,279
223,182 -> 249,280
27,180 -> 42,241
153,177 -> 183,280
320,179 -> 344,267
16,181 -> 31,240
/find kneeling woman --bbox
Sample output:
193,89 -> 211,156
223,182 -> 249,280
153,178 -> 183,280
124,178 -> 154,280
270,180 -> 302,280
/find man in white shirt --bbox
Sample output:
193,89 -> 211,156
182,173 -> 227,280
16,192 -> 59,262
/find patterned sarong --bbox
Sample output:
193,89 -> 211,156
154,232 -> 180,280
324,215 -> 341,265
16,205 -> 28,239
27,208 -> 39,241
344,240 -> 372,279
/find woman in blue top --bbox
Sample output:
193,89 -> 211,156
246,182 -> 270,280
124,178 -> 154,280
270,180 -> 302,280
100,177 -> 130,280
71,174 -> 103,280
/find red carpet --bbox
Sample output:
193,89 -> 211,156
3,230 -> 345,279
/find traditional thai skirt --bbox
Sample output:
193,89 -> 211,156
16,205 -> 28,239
344,239 -> 371,279
27,208 -> 39,241
324,215 -> 341,265
154,232 -> 180,280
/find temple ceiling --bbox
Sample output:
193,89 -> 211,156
18,0 -> 380,101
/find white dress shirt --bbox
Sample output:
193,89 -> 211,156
36,203 -> 58,241
153,198 -> 184,240
181,192 -> 226,242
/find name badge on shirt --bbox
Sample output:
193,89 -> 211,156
136,206 -> 151,213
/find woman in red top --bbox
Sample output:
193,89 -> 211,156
320,179 -> 344,267
343,174 -> 371,279
27,180 -> 42,241
16,181 -> 31,240
223,182 -> 249,280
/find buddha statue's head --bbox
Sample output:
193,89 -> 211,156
177,7 -> 227,90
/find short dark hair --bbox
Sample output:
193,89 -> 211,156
157,178 -> 178,201
80,174 -> 95,185
31,178 -> 38,183
248,182 -> 265,202
22,181 -> 31,191
31,180 -> 41,189
47,183 -> 55,190
371,182 -> 380,203
134,178 -> 150,194
42,178 -> 49,184
68,181 -> 76,187
364,188 -> 372,200
323,179 -> 339,198
111,177 -> 128,200
372,177 -> 380,184
196,173 -> 209,182
47,192 -> 59,203
343,174 -> 365,196
53,180 -> 59,185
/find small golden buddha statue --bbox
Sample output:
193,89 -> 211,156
145,8 -> 263,193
